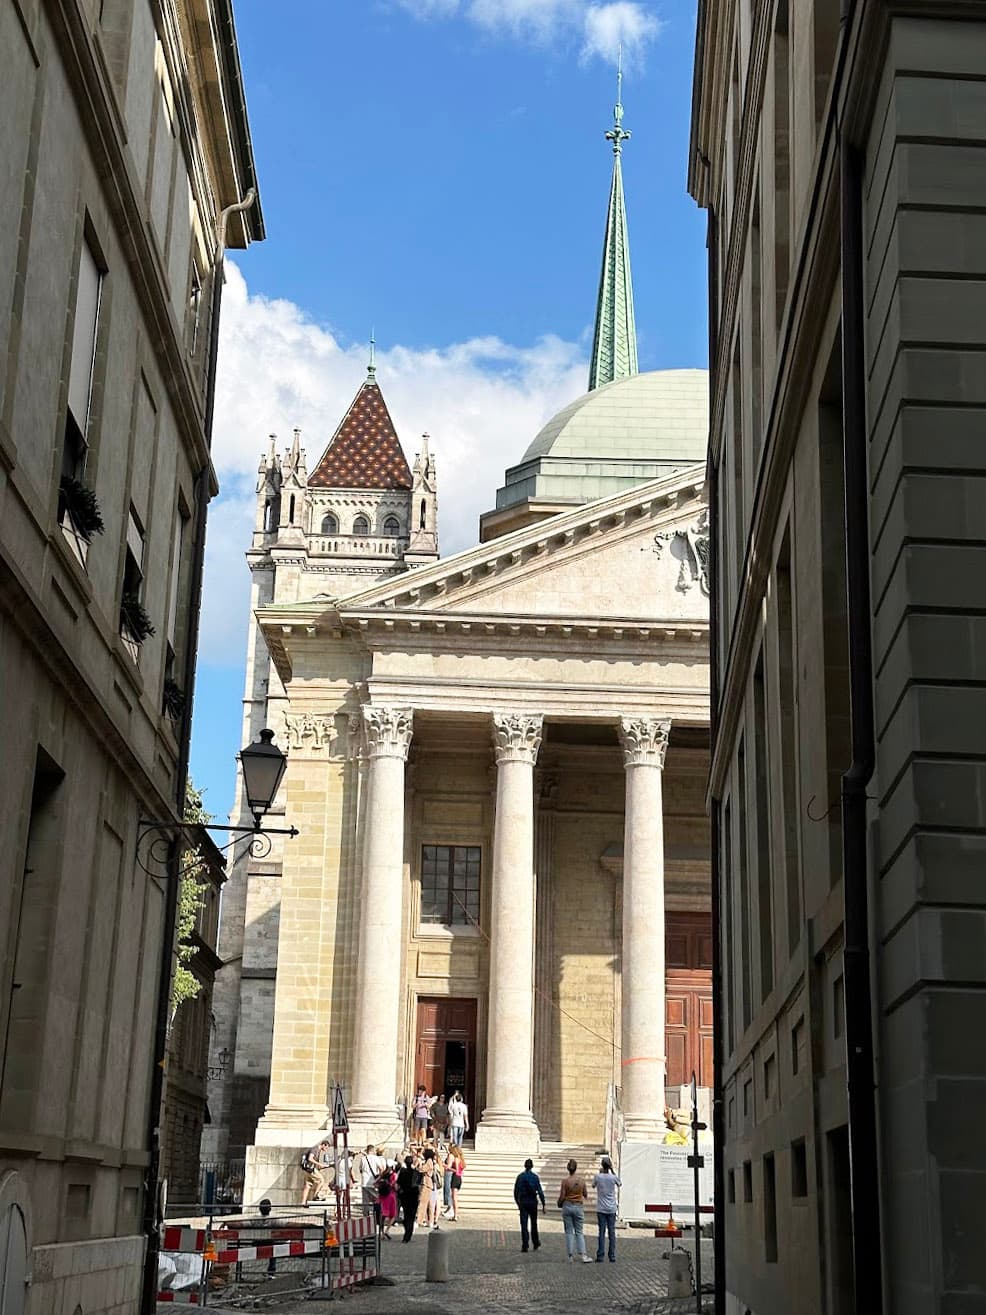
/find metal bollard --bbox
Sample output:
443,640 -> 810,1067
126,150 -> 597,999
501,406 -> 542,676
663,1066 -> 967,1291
667,1249 -> 693,1297
425,1229 -> 450,1282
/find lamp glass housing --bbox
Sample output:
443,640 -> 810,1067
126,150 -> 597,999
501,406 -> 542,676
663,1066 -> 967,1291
239,728 -> 287,823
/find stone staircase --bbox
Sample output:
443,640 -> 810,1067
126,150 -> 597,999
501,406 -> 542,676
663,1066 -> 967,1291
453,1142 -> 607,1214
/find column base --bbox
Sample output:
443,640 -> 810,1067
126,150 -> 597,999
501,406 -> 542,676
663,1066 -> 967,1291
622,1114 -> 670,1142
254,1104 -> 329,1145
474,1110 -> 541,1153
346,1105 -> 405,1152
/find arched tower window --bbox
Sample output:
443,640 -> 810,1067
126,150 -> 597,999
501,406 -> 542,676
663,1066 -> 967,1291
321,512 -> 338,535
288,494 -> 295,524
352,515 -> 370,536
419,499 -> 426,529
383,515 -> 401,537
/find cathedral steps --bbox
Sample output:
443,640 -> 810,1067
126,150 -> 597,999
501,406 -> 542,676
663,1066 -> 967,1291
450,1142 -> 607,1214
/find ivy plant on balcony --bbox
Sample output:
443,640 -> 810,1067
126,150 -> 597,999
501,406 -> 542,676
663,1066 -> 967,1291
58,474 -> 105,543
162,676 -> 186,723
120,591 -> 155,646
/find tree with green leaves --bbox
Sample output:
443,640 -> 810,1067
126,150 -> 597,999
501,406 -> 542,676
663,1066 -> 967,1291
170,781 -> 211,1019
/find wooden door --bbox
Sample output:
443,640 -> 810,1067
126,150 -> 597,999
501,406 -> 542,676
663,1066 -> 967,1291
414,998 -> 478,1125
665,912 -> 714,1089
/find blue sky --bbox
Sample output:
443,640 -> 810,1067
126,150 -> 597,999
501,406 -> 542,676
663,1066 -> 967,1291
189,0 -> 708,819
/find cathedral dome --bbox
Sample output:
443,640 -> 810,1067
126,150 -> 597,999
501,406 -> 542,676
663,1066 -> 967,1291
521,369 -> 709,465
479,368 -> 709,541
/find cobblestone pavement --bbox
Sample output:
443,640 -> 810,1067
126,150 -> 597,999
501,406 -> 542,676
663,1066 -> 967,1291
211,1214 -> 713,1315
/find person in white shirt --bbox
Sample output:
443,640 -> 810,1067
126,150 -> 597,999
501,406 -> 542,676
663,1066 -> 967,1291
448,1091 -> 469,1146
592,1156 -> 622,1263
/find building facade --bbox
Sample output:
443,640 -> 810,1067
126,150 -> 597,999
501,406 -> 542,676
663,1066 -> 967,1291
210,82 -> 717,1213
689,1 -> 986,1312
204,369 -> 439,1163
0,2 -> 260,1313
160,832 -> 225,1207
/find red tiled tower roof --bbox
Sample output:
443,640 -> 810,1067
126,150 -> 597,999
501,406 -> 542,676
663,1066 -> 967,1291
309,380 -> 412,490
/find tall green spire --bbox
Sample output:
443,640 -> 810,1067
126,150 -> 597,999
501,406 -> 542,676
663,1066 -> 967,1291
588,56 -> 639,392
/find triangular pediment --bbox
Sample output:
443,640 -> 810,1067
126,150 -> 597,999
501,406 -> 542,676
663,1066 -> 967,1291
335,464 -> 709,623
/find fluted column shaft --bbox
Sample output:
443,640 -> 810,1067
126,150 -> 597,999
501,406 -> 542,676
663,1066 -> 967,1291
618,716 -> 672,1140
476,712 -> 543,1150
350,706 -> 413,1119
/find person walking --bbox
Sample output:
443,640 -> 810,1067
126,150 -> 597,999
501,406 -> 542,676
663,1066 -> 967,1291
557,1159 -> 592,1262
592,1156 -> 622,1262
396,1155 -> 421,1243
513,1158 -> 546,1253
300,1139 -> 331,1206
448,1091 -> 469,1146
377,1165 -> 398,1240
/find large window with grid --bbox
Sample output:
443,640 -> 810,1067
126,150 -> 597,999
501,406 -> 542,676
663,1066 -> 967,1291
420,845 -> 481,926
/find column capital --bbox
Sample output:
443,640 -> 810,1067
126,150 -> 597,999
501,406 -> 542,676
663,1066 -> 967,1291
362,705 -> 413,760
618,715 -> 671,768
491,711 -> 543,766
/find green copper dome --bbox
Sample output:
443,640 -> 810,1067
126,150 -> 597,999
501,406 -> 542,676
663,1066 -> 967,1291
490,370 -> 709,516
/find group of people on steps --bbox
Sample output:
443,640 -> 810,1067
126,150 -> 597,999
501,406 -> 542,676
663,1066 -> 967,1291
298,1136 -> 466,1241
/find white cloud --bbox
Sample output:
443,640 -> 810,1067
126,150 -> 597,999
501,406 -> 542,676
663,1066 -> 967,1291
199,262 -> 587,665
395,0 -> 661,63
582,3 -> 663,63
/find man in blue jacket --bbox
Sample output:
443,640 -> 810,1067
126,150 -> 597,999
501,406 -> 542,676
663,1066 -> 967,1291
513,1159 -> 546,1252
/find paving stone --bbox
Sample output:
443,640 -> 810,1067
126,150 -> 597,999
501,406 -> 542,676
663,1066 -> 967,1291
222,1213 -> 714,1315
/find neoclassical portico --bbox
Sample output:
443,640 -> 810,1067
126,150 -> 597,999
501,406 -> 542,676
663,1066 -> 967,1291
332,702 -> 682,1150
245,469 -> 710,1193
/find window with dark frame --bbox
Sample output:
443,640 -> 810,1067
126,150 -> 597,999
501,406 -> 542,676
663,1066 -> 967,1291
420,845 -> 481,927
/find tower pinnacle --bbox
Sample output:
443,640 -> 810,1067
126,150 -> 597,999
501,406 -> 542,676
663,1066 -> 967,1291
588,52 -> 638,392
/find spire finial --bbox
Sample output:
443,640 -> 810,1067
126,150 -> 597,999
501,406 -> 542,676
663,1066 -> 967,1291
606,45 -> 631,156
367,330 -> 376,380
589,57 -> 638,391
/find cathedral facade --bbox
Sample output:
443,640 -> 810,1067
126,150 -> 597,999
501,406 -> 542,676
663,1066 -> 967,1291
208,85 -> 714,1211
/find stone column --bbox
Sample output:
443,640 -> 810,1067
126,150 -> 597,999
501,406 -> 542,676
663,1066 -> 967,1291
618,715 -> 672,1140
349,706 -> 413,1129
476,711 -> 543,1151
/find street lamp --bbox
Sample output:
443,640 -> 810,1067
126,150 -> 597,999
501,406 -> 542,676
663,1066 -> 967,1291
239,728 -> 288,828
137,729 -> 298,877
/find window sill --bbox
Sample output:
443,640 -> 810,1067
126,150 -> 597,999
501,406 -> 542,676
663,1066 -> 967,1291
415,924 -> 482,941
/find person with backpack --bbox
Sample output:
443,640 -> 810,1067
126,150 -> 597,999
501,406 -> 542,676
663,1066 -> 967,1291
396,1155 -> 422,1242
300,1139 -> 331,1206
377,1164 -> 398,1239
513,1158 -> 546,1252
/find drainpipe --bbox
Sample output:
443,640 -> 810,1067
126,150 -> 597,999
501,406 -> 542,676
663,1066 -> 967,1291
838,42 -> 884,1315
703,201 -> 726,1315
140,189 -> 256,1315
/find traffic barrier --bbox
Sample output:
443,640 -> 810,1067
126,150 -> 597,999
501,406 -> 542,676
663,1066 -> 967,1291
213,1239 -> 326,1265
156,1292 -> 201,1304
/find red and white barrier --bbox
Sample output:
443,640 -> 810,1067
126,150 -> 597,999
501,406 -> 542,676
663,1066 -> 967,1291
334,1216 -> 376,1242
212,1239 -> 326,1265
331,1266 -> 377,1290
156,1292 -> 201,1304
161,1228 -> 209,1254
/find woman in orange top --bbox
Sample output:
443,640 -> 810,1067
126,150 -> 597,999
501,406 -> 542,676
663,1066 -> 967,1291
557,1159 -> 592,1262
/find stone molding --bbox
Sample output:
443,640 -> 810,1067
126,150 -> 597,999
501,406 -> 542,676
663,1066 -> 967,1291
283,712 -> 333,752
491,711 -> 543,765
362,705 -> 413,760
618,716 -> 672,768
